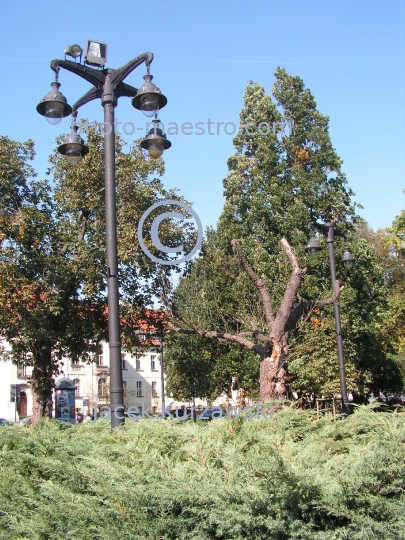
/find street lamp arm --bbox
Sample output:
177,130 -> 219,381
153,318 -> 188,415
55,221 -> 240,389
50,55 -> 152,112
50,59 -> 106,88
115,81 -> 139,99
309,221 -> 347,240
72,87 -> 103,112
333,228 -> 347,240
309,221 -> 329,235
111,52 -> 153,88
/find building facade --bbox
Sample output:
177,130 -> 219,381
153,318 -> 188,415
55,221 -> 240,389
62,341 -> 166,417
0,339 -> 168,420
0,346 -> 33,422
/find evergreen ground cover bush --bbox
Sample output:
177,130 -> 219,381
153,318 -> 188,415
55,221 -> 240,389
0,403 -> 404,539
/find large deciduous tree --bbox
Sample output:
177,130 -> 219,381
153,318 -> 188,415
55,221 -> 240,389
170,237 -> 342,400
0,129 -> 194,424
352,211 -> 405,393
166,68 -> 398,402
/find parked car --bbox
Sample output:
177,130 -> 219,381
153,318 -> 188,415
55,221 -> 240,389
0,410 -> 19,423
0,418 -> 12,426
19,416 -> 32,427
197,408 -> 214,421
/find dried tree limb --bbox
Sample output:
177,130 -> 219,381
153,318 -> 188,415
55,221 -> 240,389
231,239 -> 275,332
287,280 -> 343,331
280,237 -> 300,271
242,316 -> 269,342
273,238 -> 307,337
246,315 -> 259,332
168,322 -> 264,355
238,331 -> 269,343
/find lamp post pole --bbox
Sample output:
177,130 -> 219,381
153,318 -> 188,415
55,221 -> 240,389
37,47 -> 169,428
308,222 -> 353,414
325,224 -> 349,414
160,337 -> 165,418
103,86 -> 122,429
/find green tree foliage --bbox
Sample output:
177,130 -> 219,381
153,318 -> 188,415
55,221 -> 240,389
354,212 -> 405,390
0,405 -> 404,539
0,131 -> 194,423
167,68 -> 400,401
288,232 -> 404,399
385,204 -> 405,358
164,332 -> 259,402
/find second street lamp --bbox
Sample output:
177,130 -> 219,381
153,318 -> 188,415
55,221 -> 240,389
140,118 -> 172,159
58,123 -> 89,164
132,74 -> 167,117
307,222 -> 355,414
36,71 -> 72,125
37,42 -> 170,428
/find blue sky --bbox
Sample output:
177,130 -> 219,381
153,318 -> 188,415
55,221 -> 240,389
1,0 -> 404,235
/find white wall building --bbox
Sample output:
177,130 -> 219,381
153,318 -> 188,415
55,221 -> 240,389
61,340 -> 166,417
0,342 -> 33,422
0,336 -> 241,421
0,338 -> 168,420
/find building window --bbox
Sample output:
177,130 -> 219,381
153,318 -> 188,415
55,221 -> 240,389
121,353 -> 127,370
136,358 -> 141,370
73,353 -> 90,365
151,355 -> 156,371
73,379 -> 80,396
152,381 -> 158,398
136,381 -> 143,397
17,361 -> 28,378
96,343 -> 103,366
98,378 -> 107,397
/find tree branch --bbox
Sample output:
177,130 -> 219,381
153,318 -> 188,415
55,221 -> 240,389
77,211 -> 89,244
246,316 -> 258,332
273,238 -> 307,337
168,322 -> 264,355
238,331 -> 269,343
240,316 -> 269,342
287,280 -> 344,331
231,239 -> 275,332
280,237 -> 300,271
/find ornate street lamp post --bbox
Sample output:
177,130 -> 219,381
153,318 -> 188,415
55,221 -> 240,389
159,336 -> 165,419
37,41 -> 170,428
307,222 -> 354,414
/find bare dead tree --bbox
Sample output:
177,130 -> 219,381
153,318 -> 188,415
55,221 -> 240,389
169,238 -> 343,401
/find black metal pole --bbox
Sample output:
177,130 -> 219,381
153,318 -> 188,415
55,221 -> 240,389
325,224 -> 349,414
160,337 -> 165,419
102,72 -> 124,428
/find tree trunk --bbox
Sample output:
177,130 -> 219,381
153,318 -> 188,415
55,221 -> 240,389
31,347 -> 54,426
259,340 -> 287,401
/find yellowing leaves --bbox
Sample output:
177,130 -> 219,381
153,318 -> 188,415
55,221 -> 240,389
292,146 -> 311,167
310,317 -> 324,329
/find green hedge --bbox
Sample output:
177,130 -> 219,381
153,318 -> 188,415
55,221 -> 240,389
0,403 -> 404,539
